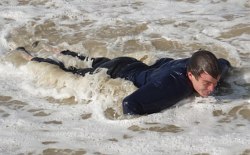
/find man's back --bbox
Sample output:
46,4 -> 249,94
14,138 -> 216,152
122,58 -> 194,115
134,58 -> 190,87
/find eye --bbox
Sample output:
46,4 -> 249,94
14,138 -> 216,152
202,81 -> 210,86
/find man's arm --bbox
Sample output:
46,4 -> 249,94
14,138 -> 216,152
122,73 -> 192,115
218,58 -> 231,80
122,81 -> 168,115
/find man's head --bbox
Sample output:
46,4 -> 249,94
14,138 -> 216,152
187,49 -> 221,97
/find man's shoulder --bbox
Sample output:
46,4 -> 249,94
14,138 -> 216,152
151,58 -> 189,81
153,68 -> 189,88
158,58 -> 189,71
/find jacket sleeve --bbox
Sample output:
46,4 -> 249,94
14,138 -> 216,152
122,73 -> 190,115
218,58 -> 232,81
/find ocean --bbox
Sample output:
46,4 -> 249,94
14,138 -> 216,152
0,0 -> 250,154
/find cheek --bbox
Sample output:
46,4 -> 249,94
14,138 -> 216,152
191,77 -> 206,92
193,81 -> 201,91
200,84 -> 207,89
195,81 -> 206,91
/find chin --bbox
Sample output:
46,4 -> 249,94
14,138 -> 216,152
202,93 -> 211,97
199,93 -> 209,97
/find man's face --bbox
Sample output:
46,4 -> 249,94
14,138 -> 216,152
188,71 -> 220,97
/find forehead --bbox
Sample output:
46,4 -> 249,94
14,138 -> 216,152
199,72 -> 220,83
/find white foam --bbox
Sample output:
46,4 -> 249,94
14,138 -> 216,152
0,0 -> 250,154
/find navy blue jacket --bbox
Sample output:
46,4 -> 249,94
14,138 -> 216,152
121,58 -> 230,115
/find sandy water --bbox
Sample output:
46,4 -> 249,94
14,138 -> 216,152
0,0 -> 250,155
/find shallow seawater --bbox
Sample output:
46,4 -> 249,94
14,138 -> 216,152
0,0 -> 250,155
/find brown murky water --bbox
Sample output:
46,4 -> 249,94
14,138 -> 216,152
1,0 -> 250,154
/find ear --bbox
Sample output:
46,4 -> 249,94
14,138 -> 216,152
187,71 -> 193,79
187,71 -> 197,82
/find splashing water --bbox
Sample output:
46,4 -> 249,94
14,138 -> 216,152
0,0 -> 250,154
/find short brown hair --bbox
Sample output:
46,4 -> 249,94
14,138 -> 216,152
187,49 -> 221,79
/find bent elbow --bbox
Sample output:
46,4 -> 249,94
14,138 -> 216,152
122,99 -> 143,115
122,101 -> 136,115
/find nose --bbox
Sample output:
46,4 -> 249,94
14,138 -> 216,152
208,84 -> 216,92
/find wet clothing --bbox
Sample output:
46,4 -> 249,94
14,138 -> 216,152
32,50 -> 231,115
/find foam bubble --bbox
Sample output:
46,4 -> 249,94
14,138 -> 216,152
0,0 -> 250,154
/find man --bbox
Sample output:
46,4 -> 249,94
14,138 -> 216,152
17,47 -> 231,115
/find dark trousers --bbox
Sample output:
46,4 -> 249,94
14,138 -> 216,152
31,50 -> 141,78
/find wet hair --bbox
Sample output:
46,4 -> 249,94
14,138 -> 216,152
187,49 -> 221,79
